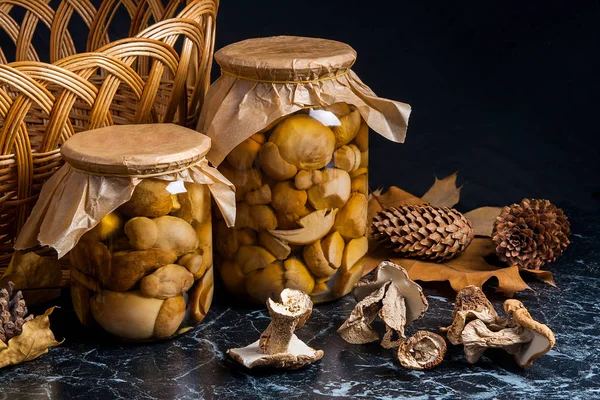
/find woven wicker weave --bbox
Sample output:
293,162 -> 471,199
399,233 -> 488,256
0,0 -> 218,265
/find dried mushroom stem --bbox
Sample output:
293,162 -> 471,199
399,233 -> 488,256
259,289 -> 313,355
397,331 -> 447,370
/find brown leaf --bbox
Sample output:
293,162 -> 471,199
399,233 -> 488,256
520,269 -> 556,287
368,186 -> 426,222
464,207 -> 504,237
421,172 -> 462,208
0,307 -> 61,369
0,252 -> 62,305
365,238 -> 531,297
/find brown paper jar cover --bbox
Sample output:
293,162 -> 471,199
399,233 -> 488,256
198,35 -> 412,166
15,124 -> 235,341
198,36 -> 411,304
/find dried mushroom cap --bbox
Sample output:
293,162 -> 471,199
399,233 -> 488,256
504,300 -> 556,368
338,281 -> 409,348
337,282 -> 390,345
354,261 -> 428,324
228,335 -> 324,370
228,289 -> 323,369
397,331 -> 447,370
443,287 -> 555,368
451,285 -> 498,319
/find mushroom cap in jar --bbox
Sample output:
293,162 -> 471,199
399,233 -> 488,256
269,115 -> 335,171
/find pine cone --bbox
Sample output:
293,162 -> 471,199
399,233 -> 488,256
372,205 -> 474,261
492,199 -> 570,270
0,281 -> 34,343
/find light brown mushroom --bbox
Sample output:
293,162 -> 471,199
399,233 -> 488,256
235,202 -> 278,231
154,295 -> 186,339
323,102 -> 351,117
334,193 -> 368,239
124,217 -> 158,250
245,184 -> 272,205
140,264 -> 194,299
189,267 -> 214,323
353,120 -> 369,152
220,162 -> 262,201
397,331 -> 447,370
228,289 -> 323,369
307,168 -> 351,210
351,174 -> 368,195
333,145 -> 361,172
90,290 -> 164,340
153,216 -> 199,256
173,183 -> 211,224
245,262 -> 285,304
258,232 -> 291,260
332,108 -> 362,148
442,286 -> 555,368
268,209 -> 338,245
269,114 -> 336,170
258,142 -> 298,181
101,248 -> 178,292
119,179 -> 174,217
235,245 -> 277,275
283,258 -> 315,295
294,170 -> 323,190
302,239 -> 338,278
82,212 -> 123,242
177,251 -> 204,278
226,137 -> 262,170
271,182 -> 308,214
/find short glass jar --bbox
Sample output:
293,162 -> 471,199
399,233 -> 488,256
15,124 -> 235,341
199,36 -> 411,304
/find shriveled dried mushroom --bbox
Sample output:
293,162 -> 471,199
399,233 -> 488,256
228,289 -> 323,369
397,331 -> 446,370
354,260 -> 428,324
442,285 -> 555,367
338,261 -> 429,349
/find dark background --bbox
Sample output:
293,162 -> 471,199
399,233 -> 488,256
2,0 -> 599,211
212,0 -> 600,212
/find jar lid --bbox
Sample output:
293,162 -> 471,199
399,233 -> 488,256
61,123 -> 211,176
215,36 -> 357,82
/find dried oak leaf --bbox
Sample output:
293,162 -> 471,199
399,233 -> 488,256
0,252 -> 62,305
0,307 -> 61,369
421,172 -> 462,208
464,207 -> 504,237
365,238 -> 531,297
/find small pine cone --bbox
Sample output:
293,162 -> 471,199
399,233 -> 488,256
0,281 -> 33,343
372,205 -> 474,261
492,199 -> 570,270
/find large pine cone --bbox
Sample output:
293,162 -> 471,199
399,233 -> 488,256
372,205 -> 474,261
0,281 -> 33,343
492,199 -> 570,270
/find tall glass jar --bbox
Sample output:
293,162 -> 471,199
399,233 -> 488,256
15,124 -> 235,341
199,36 -> 411,304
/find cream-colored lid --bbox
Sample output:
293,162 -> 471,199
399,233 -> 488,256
215,36 -> 357,82
61,123 -> 211,176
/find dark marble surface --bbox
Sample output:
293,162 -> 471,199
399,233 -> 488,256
0,206 -> 599,400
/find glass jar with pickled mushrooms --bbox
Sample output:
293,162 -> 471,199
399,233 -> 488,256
15,124 -> 235,341
200,36 -> 411,303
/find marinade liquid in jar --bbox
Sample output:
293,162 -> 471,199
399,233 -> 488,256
199,36 -> 411,304
15,124 -> 235,341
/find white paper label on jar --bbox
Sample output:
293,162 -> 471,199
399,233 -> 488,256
309,109 -> 341,127
166,180 -> 187,194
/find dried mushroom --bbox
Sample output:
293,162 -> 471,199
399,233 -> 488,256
354,260 -> 428,324
397,331 -> 446,370
442,286 -> 555,368
228,289 -> 323,369
338,261 -> 429,348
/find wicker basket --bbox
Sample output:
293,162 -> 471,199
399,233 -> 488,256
0,0 -> 218,265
